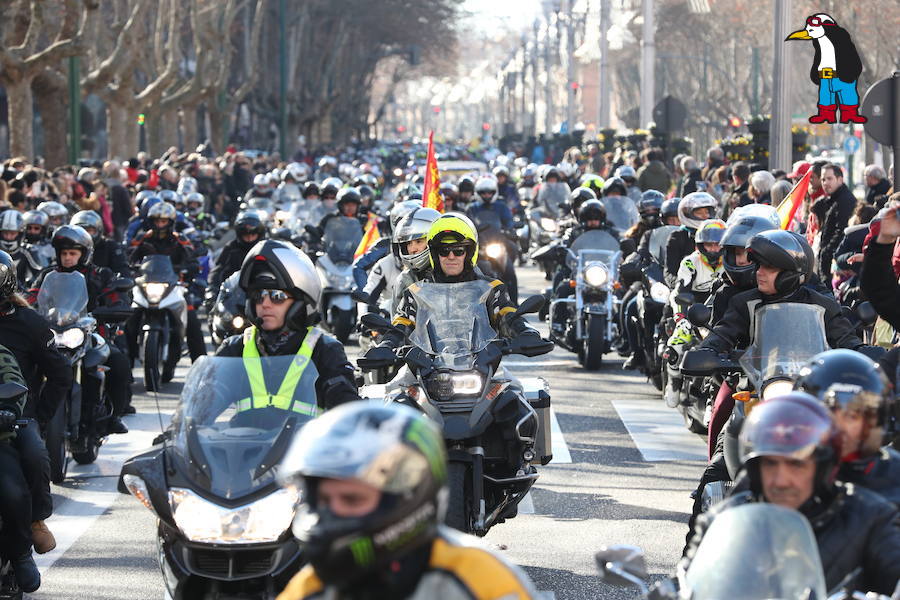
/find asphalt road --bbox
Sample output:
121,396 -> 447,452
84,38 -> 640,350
27,265 -> 709,599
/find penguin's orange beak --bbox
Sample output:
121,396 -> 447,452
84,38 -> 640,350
786,29 -> 812,40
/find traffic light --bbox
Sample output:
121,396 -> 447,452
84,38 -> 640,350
727,116 -> 743,128
137,113 -> 146,126
432,106 -> 441,114
570,81 -> 580,91
482,122 -> 491,131
396,125 -> 406,133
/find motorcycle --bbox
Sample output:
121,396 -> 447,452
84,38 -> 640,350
529,183 -> 569,279
548,230 -> 621,370
0,383 -> 30,600
208,271 -> 249,348
358,283 -> 554,536
132,256 -> 188,392
471,210 -> 519,304
119,356 -> 315,599
38,271 -> 122,481
314,217 -> 363,343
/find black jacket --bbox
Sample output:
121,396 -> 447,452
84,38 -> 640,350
107,180 -> 133,228
664,228 -> 694,288
818,184 -> 857,278
699,286 -> 863,355
92,238 -> 130,276
29,264 -> 124,313
215,327 -> 358,410
208,238 -> 255,292
840,448 -> 900,507
860,240 -> 900,331
684,484 -> 900,594
866,178 -> 891,208
129,230 -> 199,278
0,305 -> 73,423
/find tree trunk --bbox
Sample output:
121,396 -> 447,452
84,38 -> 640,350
158,108 -> 179,154
33,79 -> 68,169
208,103 -> 228,154
145,109 -> 164,157
6,77 -> 35,160
106,102 -> 129,160
181,106 -> 198,152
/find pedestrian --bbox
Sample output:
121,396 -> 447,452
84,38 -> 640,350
864,164 -> 891,207
636,147 -> 672,193
748,170 -> 776,204
817,164 -> 856,283
103,161 -> 132,242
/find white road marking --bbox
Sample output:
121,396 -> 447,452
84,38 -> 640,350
519,492 -> 535,514
611,398 -> 707,462
504,360 -> 573,368
549,408 -> 571,464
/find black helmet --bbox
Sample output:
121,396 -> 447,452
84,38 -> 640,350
302,181 -> 320,199
457,175 -> 475,194
570,188 -> 597,215
234,210 -> 266,242
357,185 -> 375,202
278,402 -> 447,587
238,240 -> 321,330
661,197 -> 681,220
740,393 -> 841,501
638,190 -> 664,226
721,216 -> 778,288
320,179 -> 341,198
51,224 -> 94,270
0,251 -> 18,301
794,349 -> 896,457
578,199 -> 607,229
147,202 -> 177,239
71,210 -> 104,243
602,176 -> 627,197
747,229 -> 812,295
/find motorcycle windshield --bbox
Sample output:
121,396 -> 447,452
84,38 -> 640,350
171,356 -> 319,500
602,195 -> 639,232
537,182 -> 570,218
648,225 -> 679,265
471,208 -> 504,235
37,271 -> 88,327
139,255 -> 179,284
409,280 -> 498,366
324,217 -> 363,264
220,272 -> 246,313
684,503 -> 826,600
567,230 -> 621,270
739,303 -> 829,390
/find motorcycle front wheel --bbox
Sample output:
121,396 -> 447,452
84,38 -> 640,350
445,461 -> 472,534
143,330 -> 164,392
72,435 -> 100,465
45,399 -> 69,484
330,307 -> 354,344
583,315 -> 606,371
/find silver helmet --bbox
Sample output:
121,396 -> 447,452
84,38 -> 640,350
0,210 -> 24,253
395,207 -> 441,271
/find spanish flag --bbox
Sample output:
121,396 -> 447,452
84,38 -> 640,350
354,212 -> 381,259
775,168 -> 812,230
422,131 -> 444,212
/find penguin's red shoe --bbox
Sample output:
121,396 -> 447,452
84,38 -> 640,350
839,104 -> 867,124
808,104 -> 837,124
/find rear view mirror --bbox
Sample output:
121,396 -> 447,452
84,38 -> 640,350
514,294 -> 545,318
360,312 -> 392,332
595,545 -> 649,592
687,303 -> 711,328
0,381 -> 27,399
675,291 -> 695,306
351,289 -> 370,304
112,277 -> 135,292
681,349 -> 721,376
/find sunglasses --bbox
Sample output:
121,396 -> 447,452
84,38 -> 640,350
437,246 -> 467,257
252,289 -> 291,304
806,16 -> 833,26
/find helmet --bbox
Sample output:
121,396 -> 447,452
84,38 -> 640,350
302,182 -> 320,199
695,219 -> 726,262
556,161 -> 576,179
158,189 -> 180,206
238,239 -> 321,330
336,188 -> 361,213
638,190 -> 664,225
0,210 -> 23,253
747,230 -> 812,295
357,185 -> 376,202
727,203 -> 780,228
0,251 -> 18,301
427,213 -> 478,272
22,210 -> 49,243
51,224 -> 94,269
36,201 -> 68,226
395,207 -> 441,271
522,164 -> 538,182
139,196 -> 162,221
439,182 -> 458,201
601,177 -> 627,197
135,190 -> 156,207
570,188 -> 597,215
474,176 -> 498,203
614,165 -> 636,181
579,174 -> 604,198
147,202 -> 178,238
184,192 -> 204,216
252,173 -> 269,190
177,176 -> 198,195
492,165 -> 510,180
794,349 -> 896,458
543,167 -> 562,182
234,210 -> 266,242
318,156 -> 337,169
279,402 -> 447,586
457,175 -> 475,195
578,199 -> 607,229
320,177 -> 343,198
661,197 -> 681,220
740,393 -> 841,499
71,210 -> 104,243
678,192 -> 718,230
388,200 -> 423,233
720,215 -> 778,288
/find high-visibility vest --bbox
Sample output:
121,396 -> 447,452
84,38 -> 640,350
236,326 -> 322,416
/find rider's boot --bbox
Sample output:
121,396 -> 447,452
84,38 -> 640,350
31,520 -> 56,554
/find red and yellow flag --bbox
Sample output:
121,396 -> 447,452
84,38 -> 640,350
354,212 -> 381,259
422,130 -> 444,212
776,168 -> 813,230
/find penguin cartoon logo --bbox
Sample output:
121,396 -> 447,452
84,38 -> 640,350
786,13 -> 867,125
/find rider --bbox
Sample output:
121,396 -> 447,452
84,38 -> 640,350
384,207 -> 441,309
0,209 -> 36,284
0,345 -> 41,593
683,393 -> 900,594
664,192 -> 718,288
492,165 -> 520,211
352,200 -> 421,291
71,210 -> 129,275
467,175 -> 518,301
215,240 -> 358,410
275,402 -> 539,600
795,349 -> 900,505
456,175 -> 475,210
29,226 -> 133,433
207,210 -> 266,296
129,201 -> 206,361
599,176 -> 640,233
621,190 -> 664,258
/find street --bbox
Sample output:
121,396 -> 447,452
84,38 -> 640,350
27,264 -> 708,600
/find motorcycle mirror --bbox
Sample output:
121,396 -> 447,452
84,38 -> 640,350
560,202 -> 572,213
351,289 -> 370,304
360,312 -> 392,332
514,294 -> 545,318
681,349 -> 722,376
595,545 -> 649,590
686,303 -> 711,328
0,381 -> 27,399
855,301 -> 878,327
675,291 -> 695,306
304,224 -> 321,238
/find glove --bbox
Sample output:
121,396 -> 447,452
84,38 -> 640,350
0,409 -> 16,433
358,345 -> 397,369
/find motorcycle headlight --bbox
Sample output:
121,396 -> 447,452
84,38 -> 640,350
55,328 -> 86,349
650,281 -> 670,304
540,217 -> 558,232
583,262 -> 609,288
451,373 -> 484,395
761,379 -> 794,402
485,243 -> 504,260
144,282 -> 168,304
169,487 -> 298,544
232,315 -> 245,329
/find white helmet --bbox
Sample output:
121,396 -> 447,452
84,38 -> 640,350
395,207 -> 441,271
389,200 -> 423,232
285,162 -> 308,183
556,161 -> 576,179
474,175 -> 499,203
177,176 -> 198,195
0,210 -> 24,253
253,173 -> 269,189
726,203 -> 781,228
679,192 -> 719,230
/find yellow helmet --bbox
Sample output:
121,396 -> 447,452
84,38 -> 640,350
426,212 -> 479,269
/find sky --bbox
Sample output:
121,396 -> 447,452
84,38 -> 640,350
462,0 -> 543,33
